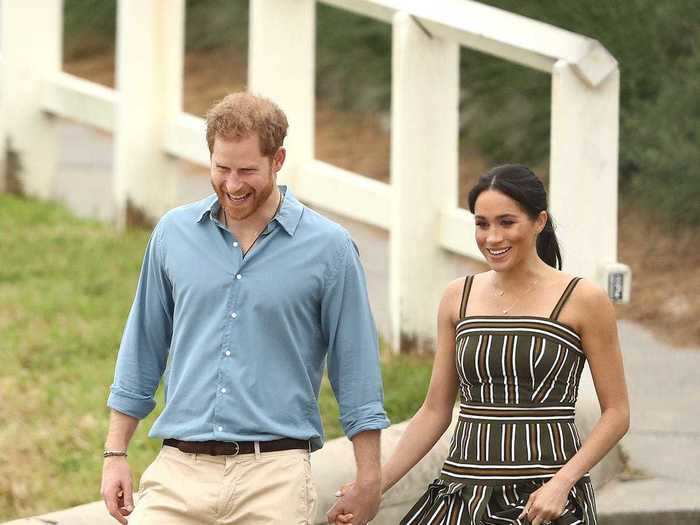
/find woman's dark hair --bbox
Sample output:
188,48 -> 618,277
467,164 -> 562,269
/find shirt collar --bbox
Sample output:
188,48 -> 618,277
196,194 -> 220,224
274,186 -> 304,236
195,185 -> 303,236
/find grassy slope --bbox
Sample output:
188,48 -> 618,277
0,194 -> 433,520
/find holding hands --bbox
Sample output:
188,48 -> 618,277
517,477 -> 570,525
326,479 -> 380,525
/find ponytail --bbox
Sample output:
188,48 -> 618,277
537,215 -> 562,269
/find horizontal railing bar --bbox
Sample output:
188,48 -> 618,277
439,207 -> 483,260
164,112 -> 210,167
41,72 -> 116,132
319,0 -> 616,85
318,0 -> 395,22
297,159 -> 392,230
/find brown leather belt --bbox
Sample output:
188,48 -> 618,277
163,438 -> 310,456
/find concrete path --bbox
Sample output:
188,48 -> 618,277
595,321 -> 700,523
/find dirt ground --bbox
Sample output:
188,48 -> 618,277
63,49 -> 699,349
617,207 -> 700,347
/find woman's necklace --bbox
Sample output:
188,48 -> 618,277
492,274 -> 539,315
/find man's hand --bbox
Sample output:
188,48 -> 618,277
327,479 -> 380,525
101,456 -> 134,524
518,478 -> 570,525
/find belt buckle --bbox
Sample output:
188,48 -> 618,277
230,441 -> 240,456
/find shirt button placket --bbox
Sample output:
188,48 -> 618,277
222,266 -> 243,438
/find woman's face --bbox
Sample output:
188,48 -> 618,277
473,189 -> 546,272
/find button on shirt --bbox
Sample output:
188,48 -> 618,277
108,187 -> 389,450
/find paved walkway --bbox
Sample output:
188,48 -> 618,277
595,321 -> 700,523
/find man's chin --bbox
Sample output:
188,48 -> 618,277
225,210 -> 253,221
224,202 -> 258,222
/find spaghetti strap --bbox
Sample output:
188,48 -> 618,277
550,277 -> 582,320
459,275 -> 475,319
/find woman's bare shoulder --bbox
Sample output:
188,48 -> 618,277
441,274 -> 477,323
572,277 -> 611,306
569,277 -> 616,328
442,271 -> 492,301
442,276 -> 466,307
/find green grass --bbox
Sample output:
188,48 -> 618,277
0,194 -> 433,520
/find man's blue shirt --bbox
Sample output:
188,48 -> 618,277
107,187 -> 389,450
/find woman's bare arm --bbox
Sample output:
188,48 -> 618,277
380,278 -> 463,494
521,280 -> 630,524
553,280 -> 630,487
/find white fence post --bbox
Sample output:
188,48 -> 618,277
248,0 -> 315,188
390,12 -> 460,352
0,0 -> 62,198
113,0 -> 184,228
549,60 -> 620,283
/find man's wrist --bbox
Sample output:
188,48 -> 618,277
356,475 -> 381,491
103,449 -> 128,458
380,478 -> 393,495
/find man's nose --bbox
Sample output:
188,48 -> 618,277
223,175 -> 244,193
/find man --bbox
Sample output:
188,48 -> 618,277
101,92 -> 389,525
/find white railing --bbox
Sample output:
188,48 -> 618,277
0,0 -> 624,351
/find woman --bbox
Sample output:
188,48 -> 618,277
333,164 -> 629,524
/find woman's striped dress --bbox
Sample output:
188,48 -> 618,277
401,276 -> 598,525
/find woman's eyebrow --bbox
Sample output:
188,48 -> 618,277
474,213 -> 519,219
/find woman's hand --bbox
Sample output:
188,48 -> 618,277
518,478 -> 570,525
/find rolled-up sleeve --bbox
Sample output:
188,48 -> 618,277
322,236 -> 390,439
107,220 -> 173,419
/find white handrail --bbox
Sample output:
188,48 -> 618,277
163,112 -> 210,167
320,0 -> 617,86
2,0 -> 623,351
298,160 -> 392,230
42,72 -> 116,132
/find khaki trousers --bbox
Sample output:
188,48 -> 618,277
129,445 -> 317,525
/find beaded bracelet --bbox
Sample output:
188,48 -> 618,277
103,450 -> 128,458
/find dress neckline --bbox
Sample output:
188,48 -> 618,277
457,314 -> 582,341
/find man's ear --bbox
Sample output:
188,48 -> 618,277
272,147 -> 286,174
